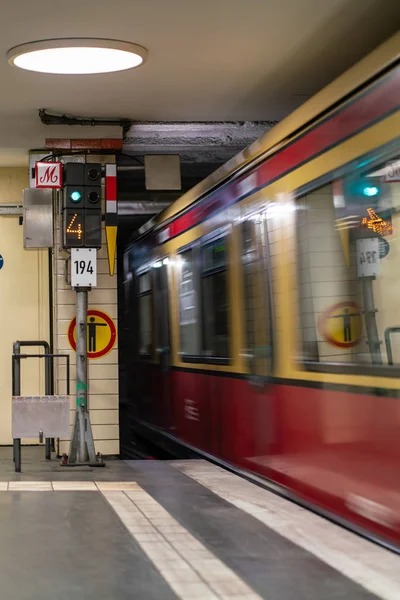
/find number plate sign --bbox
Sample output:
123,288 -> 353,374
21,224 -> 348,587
383,159 -> 400,182
71,248 -> 97,288
356,238 -> 380,278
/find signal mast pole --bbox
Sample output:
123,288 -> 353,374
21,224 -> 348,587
61,162 -> 103,466
68,286 -> 99,464
70,287 -> 97,463
77,288 -> 88,462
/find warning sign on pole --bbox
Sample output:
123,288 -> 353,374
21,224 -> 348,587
318,302 -> 362,348
68,309 -> 117,359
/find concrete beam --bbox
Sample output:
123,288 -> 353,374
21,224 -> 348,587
123,121 -> 275,164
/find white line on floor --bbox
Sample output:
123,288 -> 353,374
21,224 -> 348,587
52,481 -> 97,491
101,484 -> 261,600
0,481 -> 137,491
1,481 -> 100,491
171,460 -> 400,600
8,481 -> 53,491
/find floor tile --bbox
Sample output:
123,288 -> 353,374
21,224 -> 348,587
8,481 -> 53,491
95,481 -> 139,491
52,481 -> 97,491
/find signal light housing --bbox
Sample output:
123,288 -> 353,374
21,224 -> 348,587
85,186 -> 101,208
85,164 -> 101,185
64,163 -> 84,185
62,163 -> 103,249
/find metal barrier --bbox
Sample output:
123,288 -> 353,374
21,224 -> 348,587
12,340 -> 70,472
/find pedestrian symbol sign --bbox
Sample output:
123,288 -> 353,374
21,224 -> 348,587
68,309 -> 117,359
319,302 -> 362,348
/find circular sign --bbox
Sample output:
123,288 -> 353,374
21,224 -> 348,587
379,238 -> 390,259
0,255 -> 4,270
68,309 -> 117,359
318,301 -> 362,348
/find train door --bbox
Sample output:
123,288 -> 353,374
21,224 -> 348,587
240,212 -> 276,473
154,260 -> 172,431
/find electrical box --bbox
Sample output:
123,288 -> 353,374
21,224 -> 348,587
12,395 -> 70,439
23,188 -> 53,248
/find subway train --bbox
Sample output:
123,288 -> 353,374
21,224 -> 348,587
122,32 -> 400,551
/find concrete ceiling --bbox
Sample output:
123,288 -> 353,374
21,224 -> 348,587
119,121 -> 273,189
0,0 -> 398,166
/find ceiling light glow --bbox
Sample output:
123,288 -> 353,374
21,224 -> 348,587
7,38 -> 147,75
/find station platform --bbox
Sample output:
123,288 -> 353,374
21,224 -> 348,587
0,447 -> 398,600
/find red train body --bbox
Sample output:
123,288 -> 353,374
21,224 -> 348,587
122,33 -> 400,551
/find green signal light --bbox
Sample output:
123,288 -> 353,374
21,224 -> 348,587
70,190 -> 82,202
362,186 -> 379,197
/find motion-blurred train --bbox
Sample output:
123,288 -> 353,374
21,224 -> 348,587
122,32 -> 400,551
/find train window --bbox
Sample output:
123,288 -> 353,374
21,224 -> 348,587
137,271 -> 153,356
201,237 -> 230,359
241,217 -> 273,375
297,155 -> 400,369
153,260 -> 171,366
139,271 -> 151,294
179,248 -> 201,358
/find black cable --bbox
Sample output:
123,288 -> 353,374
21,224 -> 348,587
38,154 -> 57,162
40,151 -> 88,162
41,149 -> 122,162
117,152 -> 144,166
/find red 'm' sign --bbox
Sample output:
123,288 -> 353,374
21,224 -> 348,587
35,162 -> 63,188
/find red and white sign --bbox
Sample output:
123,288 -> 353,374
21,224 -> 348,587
35,161 -> 63,188
67,309 -> 117,360
105,164 -> 117,214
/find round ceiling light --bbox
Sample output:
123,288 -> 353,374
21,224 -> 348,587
7,38 -> 147,75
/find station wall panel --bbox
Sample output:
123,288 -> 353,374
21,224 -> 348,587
0,168 -> 49,444
57,304 -> 118,322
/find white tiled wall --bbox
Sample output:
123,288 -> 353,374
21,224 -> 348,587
53,157 -> 119,456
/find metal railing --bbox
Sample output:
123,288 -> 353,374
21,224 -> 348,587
12,340 -> 70,472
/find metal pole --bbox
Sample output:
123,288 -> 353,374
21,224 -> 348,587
44,350 -> 51,459
48,248 -> 55,455
14,439 -> 21,473
45,438 -> 51,460
361,278 -> 382,365
12,349 -> 21,472
76,288 -> 88,463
